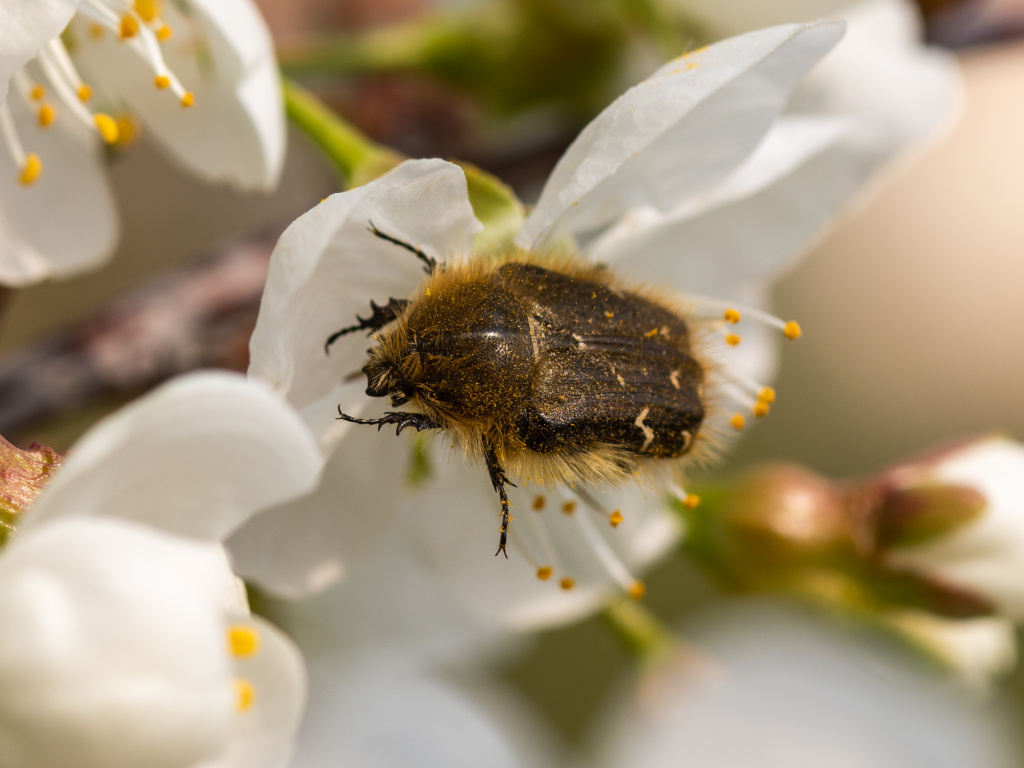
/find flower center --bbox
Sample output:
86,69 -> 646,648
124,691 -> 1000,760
228,624 -> 260,714
1,0 -> 196,185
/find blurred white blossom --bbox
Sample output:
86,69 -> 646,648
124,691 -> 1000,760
0,372 -> 322,768
0,0 -> 284,285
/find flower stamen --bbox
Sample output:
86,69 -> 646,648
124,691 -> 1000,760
572,492 -> 642,596
228,625 -> 260,658
0,103 -> 42,185
233,678 -> 256,713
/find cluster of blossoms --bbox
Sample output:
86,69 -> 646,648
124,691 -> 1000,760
0,0 -> 284,284
5,0 -> 1015,765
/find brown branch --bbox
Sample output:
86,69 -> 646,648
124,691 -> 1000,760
0,231 -> 281,440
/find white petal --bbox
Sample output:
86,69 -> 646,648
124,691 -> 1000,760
585,115 -> 855,296
404,447 -> 681,631
597,606 -> 1017,768
515,20 -> 846,248
200,616 -> 307,768
0,0 -> 76,105
67,0 -> 285,190
0,517 -> 234,768
0,63 -> 118,285
228,426 -> 404,598
291,656 -> 532,768
24,371 -> 322,541
887,439 -> 1024,618
885,611 -> 1018,689
248,159 -> 480,446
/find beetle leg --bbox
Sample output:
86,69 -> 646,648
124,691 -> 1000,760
367,221 -> 438,274
336,407 -> 438,436
324,297 -> 408,353
484,441 -> 517,558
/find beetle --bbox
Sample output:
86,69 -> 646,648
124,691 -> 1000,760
328,224 -> 709,558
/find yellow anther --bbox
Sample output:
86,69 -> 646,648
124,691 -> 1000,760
784,321 -> 802,340
724,308 -> 741,324
181,92 -> 195,108
532,495 -> 546,511
18,154 -> 42,186
94,113 -> 120,144
37,104 -> 56,127
609,509 -> 624,528
233,679 -> 256,713
156,24 -> 173,41
730,413 -> 746,430
89,22 -> 105,39
725,333 -> 741,346
228,625 -> 260,658
154,75 -> 171,90
753,401 -> 770,418
561,500 -> 576,515
77,84 -> 93,102
758,386 -> 776,404
683,494 -> 700,510
119,14 -> 140,39
536,566 -> 553,581
29,85 -> 45,101
559,577 -> 576,591
644,328 -> 658,338
134,0 -> 161,22
115,115 -> 138,146
628,581 -> 646,600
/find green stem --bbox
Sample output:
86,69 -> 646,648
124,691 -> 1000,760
603,597 -> 676,664
282,78 -> 402,187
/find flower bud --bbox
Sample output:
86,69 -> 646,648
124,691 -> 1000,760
878,437 -> 1024,619
0,437 -> 61,547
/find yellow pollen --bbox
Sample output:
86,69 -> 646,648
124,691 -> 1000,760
683,494 -> 700,510
156,24 -> 173,40
753,401 -> 770,418
425,288 -> 431,296
784,321 -> 802,340
605,311 -> 614,319
77,84 -> 93,102
532,495 -> 546,511
154,75 -> 171,90
181,92 -> 195,108
119,14 -> 140,39
228,625 -> 260,658
758,386 -> 776,404
561,500 -> 576,515
18,154 -> 42,185
134,0 -> 161,22
233,678 -> 256,713
724,308 -> 741,324
37,104 -> 56,127
94,113 -> 120,144
725,333 -> 741,346
609,509 -> 624,527
644,328 -> 658,338
559,577 -> 576,591
628,581 -> 646,600
730,413 -> 746,430
89,22 -> 105,39
536,566 -> 553,581
114,114 -> 138,146
29,85 -> 45,101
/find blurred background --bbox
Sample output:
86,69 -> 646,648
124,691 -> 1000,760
3,0 -> 1024,763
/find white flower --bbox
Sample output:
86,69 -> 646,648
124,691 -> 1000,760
0,0 -> 284,286
884,437 -> 1024,620
235,14 -> 955,630
0,371 -> 322,768
592,607 -> 1017,768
